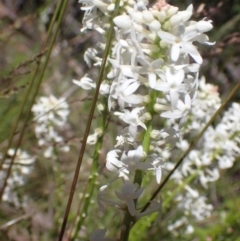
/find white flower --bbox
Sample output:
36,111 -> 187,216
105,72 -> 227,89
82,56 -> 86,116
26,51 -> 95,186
80,0 -> 215,235
158,24 -> 203,63
149,158 -> 165,184
168,217 -> 187,231
97,185 -> 124,212
115,107 -> 146,140
0,149 -> 35,207
83,48 -> 101,67
32,95 -> 69,126
112,78 -> 144,109
73,74 -> 96,90
190,196 -> 213,221
185,224 -> 194,234
168,4 -> 193,26
115,135 -> 126,148
184,185 -> 199,198
115,182 -> 144,216
106,149 -> 124,172
218,155 -> 235,169
198,168 -> 219,188
121,145 -> 150,172
161,93 -> 191,119
114,15 -> 132,30
7,149 -> 35,165
100,81 -> 110,95
43,146 -> 54,158
134,56 -> 164,88
155,67 -> 186,108
87,128 -> 103,145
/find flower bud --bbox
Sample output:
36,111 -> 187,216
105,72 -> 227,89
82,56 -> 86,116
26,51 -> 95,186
167,6 -> 179,17
114,15 -> 131,29
196,20 -> 213,32
148,20 -> 161,31
142,10 -> 154,23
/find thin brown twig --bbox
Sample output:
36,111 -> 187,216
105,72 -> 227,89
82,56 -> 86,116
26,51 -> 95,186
57,1 -> 121,238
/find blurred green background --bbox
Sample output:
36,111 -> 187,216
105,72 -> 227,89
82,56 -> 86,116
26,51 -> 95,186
0,0 -> 239,240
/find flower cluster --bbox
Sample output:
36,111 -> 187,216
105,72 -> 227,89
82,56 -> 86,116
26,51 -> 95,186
32,95 -> 70,158
162,79 -> 240,234
79,0 -> 214,239
0,149 -> 35,207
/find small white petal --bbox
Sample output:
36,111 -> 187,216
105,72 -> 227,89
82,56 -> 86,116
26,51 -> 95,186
148,20 -> 161,31
157,31 -> 176,44
182,30 -> 198,42
169,14 -> 183,26
142,10 -> 154,23
186,4 -> 193,12
167,6 -> 179,17
114,15 -> 131,29
156,168 -> 162,184
180,10 -> 192,22
195,34 -> 215,45
123,94 -> 144,105
196,21 -> 213,32
149,73 -> 156,88
181,42 -> 202,64
171,43 -> 180,62
120,79 -> 139,96
161,110 -> 183,119
170,90 -> 179,108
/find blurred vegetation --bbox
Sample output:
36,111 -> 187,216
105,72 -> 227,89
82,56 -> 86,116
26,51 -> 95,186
0,0 -> 239,240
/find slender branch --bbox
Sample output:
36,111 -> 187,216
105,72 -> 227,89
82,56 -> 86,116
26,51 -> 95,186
119,90 -> 158,241
70,97 -> 109,240
57,1 -> 121,240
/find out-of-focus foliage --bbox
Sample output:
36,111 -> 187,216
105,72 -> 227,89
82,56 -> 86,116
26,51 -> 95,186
0,0 -> 239,240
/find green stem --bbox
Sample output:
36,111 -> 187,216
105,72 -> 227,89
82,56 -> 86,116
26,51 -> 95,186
119,90 -> 157,241
70,97 -> 109,240
119,212 -> 133,241
162,170 -> 199,208
141,80 -> 240,213
129,170 -> 200,241
58,1 -> 121,239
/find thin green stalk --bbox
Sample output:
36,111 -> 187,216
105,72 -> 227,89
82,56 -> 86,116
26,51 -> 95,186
129,170 -> 200,241
121,79 -> 240,240
119,90 -> 158,241
0,0 -> 69,200
119,212 -> 133,241
0,0 -> 62,171
134,90 -> 158,187
58,1 -> 121,239
162,170 -> 199,208
141,80 -> 240,213
70,97 -> 109,240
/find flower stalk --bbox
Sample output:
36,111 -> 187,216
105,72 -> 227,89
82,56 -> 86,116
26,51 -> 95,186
79,0 -> 215,240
